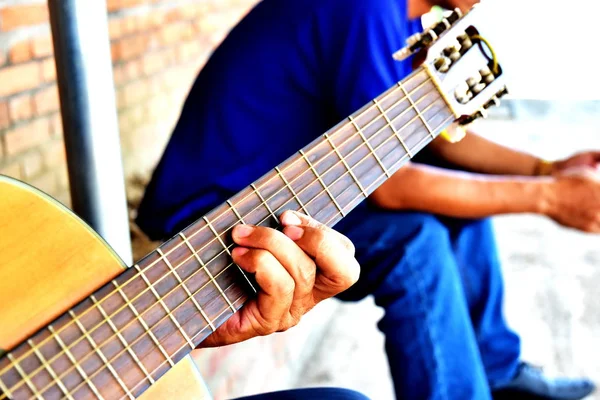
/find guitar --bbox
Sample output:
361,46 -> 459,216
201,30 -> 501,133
0,5 -> 507,399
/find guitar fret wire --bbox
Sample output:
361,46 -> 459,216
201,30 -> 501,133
27,340 -> 72,400
48,325 -> 105,400
227,200 -> 246,223
100,286 -> 156,385
250,183 -> 279,224
274,167 -> 312,216
88,297 -> 135,400
348,115 -> 391,178
324,133 -> 368,198
373,98 -> 413,158
157,248 -> 214,337
125,292 -> 246,400
299,149 -> 345,216
107,283 -> 174,368
203,216 -> 257,299
1,71 -> 436,389
178,233 -> 218,330
28,92 -> 448,399
323,113 -> 455,228
423,63 -> 459,118
89,297 -> 154,388
0,373 -> 11,399
67,281 -> 241,400
398,81 -> 434,139
6,353 -> 41,399
133,265 -> 195,351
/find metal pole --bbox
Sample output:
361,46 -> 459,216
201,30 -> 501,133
48,0 -> 133,264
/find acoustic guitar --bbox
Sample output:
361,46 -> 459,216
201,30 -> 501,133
0,6 -> 506,399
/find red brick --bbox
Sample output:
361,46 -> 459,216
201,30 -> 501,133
21,151 -> 43,178
9,95 -> 33,122
9,41 -> 32,63
141,51 -> 169,76
106,0 -> 121,13
34,85 -> 60,115
177,40 -> 203,63
121,16 -> 137,36
157,23 -> 192,46
112,35 -> 150,61
0,101 -> 9,130
0,4 -> 49,32
4,118 -> 51,155
50,114 -> 63,137
0,162 -> 22,179
0,62 -> 42,97
108,18 -> 122,40
31,36 -> 53,58
124,60 -> 142,81
0,50 -> 6,67
43,140 -> 66,167
41,58 -> 56,82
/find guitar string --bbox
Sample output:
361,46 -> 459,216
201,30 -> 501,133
124,113 -> 456,400
21,89 -> 447,397
0,68 -> 431,383
3,79 -> 439,396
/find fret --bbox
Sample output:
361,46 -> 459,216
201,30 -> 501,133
348,116 -> 391,178
48,324 -> 103,400
178,233 -> 220,329
87,297 -> 134,399
27,341 -> 72,399
250,183 -> 279,224
274,166 -> 312,216
373,98 -> 413,158
324,133 -> 368,199
0,374 -> 11,399
299,149 -> 345,216
6,354 -> 41,399
131,265 -> 195,353
227,200 -> 246,224
106,281 -> 175,369
157,248 -> 216,336
90,291 -> 154,386
398,81 -> 434,139
203,216 -> 257,297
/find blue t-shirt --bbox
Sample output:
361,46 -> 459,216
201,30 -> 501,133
137,0 -> 422,240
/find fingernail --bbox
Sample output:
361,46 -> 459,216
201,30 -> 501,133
281,211 -> 302,226
232,247 -> 249,257
283,225 -> 304,240
233,224 -> 254,238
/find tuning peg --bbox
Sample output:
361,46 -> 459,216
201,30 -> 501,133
479,66 -> 495,84
457,33 -> 473,53
434,56 -> 451,72
483,96 -> 500,109
496,86 -> 509,99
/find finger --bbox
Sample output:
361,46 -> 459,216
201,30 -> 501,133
231,224 -> 317,317
281,224 -> 360,302
231,247 -> 294,333
280,210 -> 355,255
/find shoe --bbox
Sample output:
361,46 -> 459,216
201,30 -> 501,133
492,362 -> 595,400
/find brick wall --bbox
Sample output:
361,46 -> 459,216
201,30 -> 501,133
0,0 -> 258,206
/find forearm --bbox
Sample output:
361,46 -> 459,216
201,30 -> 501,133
369,162 -> 552,219
428,130 -> 548,176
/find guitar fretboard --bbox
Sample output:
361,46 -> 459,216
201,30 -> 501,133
0,67 -> 454,400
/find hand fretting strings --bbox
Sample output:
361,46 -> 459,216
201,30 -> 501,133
1,68 -> 448,397
124,113 -> 455,400
43,88 -> 451,400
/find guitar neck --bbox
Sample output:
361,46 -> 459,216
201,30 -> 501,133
0,66 -> 454,399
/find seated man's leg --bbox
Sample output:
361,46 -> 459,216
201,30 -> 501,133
442,217 -> 521,386
336,207 -> 491,400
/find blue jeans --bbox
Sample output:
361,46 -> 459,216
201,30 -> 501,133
335,205 -> 521,400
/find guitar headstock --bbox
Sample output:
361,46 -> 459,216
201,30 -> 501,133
394,3 -> 507,126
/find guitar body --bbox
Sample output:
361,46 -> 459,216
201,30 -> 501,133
0,175 -> 210,399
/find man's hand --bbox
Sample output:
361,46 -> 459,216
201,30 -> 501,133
549,151 -> 600,175
198,210 -> 360,347
543,173 -> 600,233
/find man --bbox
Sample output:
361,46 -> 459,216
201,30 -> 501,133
136,0 -> 600,398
